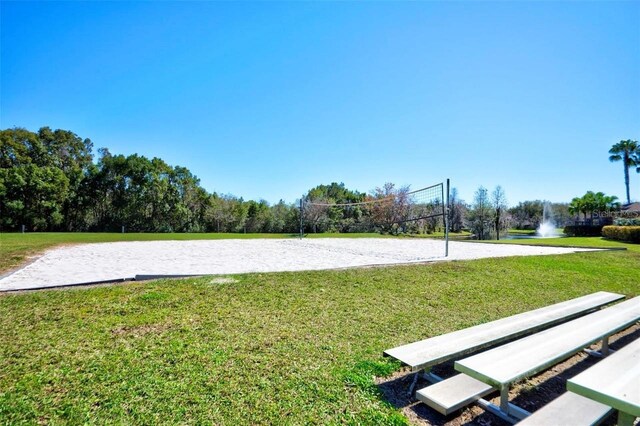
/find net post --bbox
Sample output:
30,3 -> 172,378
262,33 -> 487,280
445,178 -> 450,257
299,195 -> 304,239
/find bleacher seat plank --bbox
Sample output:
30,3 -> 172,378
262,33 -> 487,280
568,336 -> 640,418
384,292 -> 623,371
455,296 -> 640,388
416,374 -> 494,415
517,392 -> 613,426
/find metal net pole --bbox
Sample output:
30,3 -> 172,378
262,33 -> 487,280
299,196 -> 304,239
445,178 -> 450,257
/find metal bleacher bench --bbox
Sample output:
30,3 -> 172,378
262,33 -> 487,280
518,327 -> 640,426
516,392 -> 613,426
383,292 -> 624,416
567,334 -> 640,426
455,296 -> 640,423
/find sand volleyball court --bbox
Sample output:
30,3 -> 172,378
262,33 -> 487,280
0,238 -> 599,291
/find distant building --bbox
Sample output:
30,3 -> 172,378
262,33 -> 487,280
621,202 -> 640,213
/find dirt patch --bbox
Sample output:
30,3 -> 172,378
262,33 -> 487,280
111,323 -> 172,338
376,324 -> 640,425
209,277 -> 239,284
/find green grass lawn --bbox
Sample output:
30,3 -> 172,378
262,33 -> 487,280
1,236 -> 638,424
489,235 -> 640,253
507,229 -> 537,236
506,228 -> 565,236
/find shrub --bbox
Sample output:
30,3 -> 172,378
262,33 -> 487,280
614,217 -> 640,226
602,226 -> 640,243
564,225 -> 603,237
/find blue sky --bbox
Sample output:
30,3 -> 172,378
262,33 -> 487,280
2,1 -> 639,205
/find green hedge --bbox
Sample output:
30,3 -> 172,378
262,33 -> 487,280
564,225 -> 603,237
602,226 -> 640,243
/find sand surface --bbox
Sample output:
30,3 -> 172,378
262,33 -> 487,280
0,238 -> 599,291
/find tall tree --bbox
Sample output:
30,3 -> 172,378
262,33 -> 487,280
447,188 -> 466,233
367,183 -> 410,234
568,197 -> 585,222
491,186 -> 508,240
0,128 -> 72,230
508,200 -> 544,230
305,182 -> 366,232
303,197 -> 329,233
609,139 -> 639,205
37,127 -> 94,230
467,186 -> 493,240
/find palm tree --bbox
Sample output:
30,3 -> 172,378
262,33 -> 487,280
609,139 -> 639,205
603,194 -> 620,211
569,196 -> 585,222
592,192 -> 620,223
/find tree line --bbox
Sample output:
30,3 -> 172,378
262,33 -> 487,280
0,127 -> 447,234
3,126 -> 628,237
302,182 -> 450,235
0,127 -> 302,233
569,191 -> 620,223
465,188 -> 622,239
508,200 -> 571,230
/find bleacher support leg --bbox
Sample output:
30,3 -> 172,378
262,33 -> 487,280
421,370 -> 444,384
500,386 -> 510,412
408,368 -> 444,396
480,400 -> 529,424
408,372 -> 419,396
476,386 -> 530,424
618,411 -> 635,426
601,336 -> 609,356
585,335 -> 615,358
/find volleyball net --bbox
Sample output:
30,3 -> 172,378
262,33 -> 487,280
300,179 -> 450,256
